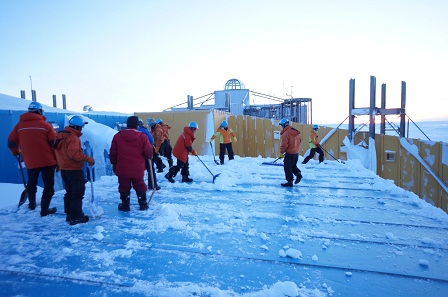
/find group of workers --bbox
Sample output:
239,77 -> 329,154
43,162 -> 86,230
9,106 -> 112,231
8,101 -> 324,221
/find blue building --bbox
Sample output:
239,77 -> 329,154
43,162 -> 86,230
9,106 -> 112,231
0,93 -> 128,186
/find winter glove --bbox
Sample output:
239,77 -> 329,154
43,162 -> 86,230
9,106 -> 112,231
278,153 -> 284,159
155,146 -> 160,154
86,156 -> 95,166
191,149 -> 197,156
233,137 -> 237,143
12,150 -> 21,156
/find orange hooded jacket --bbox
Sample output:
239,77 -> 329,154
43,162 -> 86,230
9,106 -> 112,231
280,126 -> 302,154
54,126 -> 92,170
210,126 -> 236,144
308,127 -> 320,148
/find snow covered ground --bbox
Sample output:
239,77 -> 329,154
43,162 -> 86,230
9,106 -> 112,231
1,154 -> 448,297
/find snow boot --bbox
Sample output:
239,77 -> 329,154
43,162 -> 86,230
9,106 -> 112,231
295,173 -> 302,184
281,181 -> 293,187
28,193 -> 36,210
118,191 -> 131,212
137,192 -> 148,211
70,215 -> 89,225
149,184 -> 161,191
157,163 -> 167,173
40,197 -> 57,216
182,176 -> 193,183
165,173 -> 175,183
41,207 -> 57,216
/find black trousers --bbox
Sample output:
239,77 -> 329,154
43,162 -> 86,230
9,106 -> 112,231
153,153 -> 165,170
283,154 -> 301,182
160,140 -> 173,160
168,158 -> 190,177
61,170 -> 86,220
219,143 -> 234,164
26,165 -> 56,202
303,147 -> 324,164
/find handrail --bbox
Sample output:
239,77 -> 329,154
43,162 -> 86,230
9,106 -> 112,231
399,138 -> 448,196
164,93 -> 214,110
406,114 -> 431,141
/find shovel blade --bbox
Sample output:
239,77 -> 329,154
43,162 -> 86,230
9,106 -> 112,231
212,173 -> 221,184
89,202 -> 104,218
18,190 -> 28,208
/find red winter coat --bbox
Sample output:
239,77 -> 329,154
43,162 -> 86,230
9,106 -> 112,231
172,127 -> 196,163
8,112 -> 57,169
109,128 -> 153,178
280,126 -> 302,154
54,126 -> 91,170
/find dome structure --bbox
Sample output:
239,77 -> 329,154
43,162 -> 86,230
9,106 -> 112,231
224,78 -> 245,90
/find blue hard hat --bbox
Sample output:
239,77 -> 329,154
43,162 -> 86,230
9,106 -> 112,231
313,124 -> 319,130
147,118 -> 156,127
69,115 -> 87,129
138,118 -> 144,125
156,118 -> 163,124
28,101 -> 44,115
221,120 -> 228,128
279,118 -> 289,126
188,122 -> 198,129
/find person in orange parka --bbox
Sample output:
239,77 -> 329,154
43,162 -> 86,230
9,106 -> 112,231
278,118 -> 303,187
209,120 -> 237,165
302,124 -> 324,164
157,118 -> 174,168
149,118 -> 167,173
7,101 -> 58,215
54,115 -> 94,225
164,122 -> 198,183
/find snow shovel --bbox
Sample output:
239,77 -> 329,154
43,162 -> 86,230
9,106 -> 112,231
16,154 -> 28,208
148,159 -> 156,203
209,142 -> 220,165
262,156 -> 283,166
196,155 -> 220,183
88,164 -> 104,218
321,146 -> 345,164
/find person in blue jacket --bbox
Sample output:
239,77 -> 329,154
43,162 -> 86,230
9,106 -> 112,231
138,119 -> 160,190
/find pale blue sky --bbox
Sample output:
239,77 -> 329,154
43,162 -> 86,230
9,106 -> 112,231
1,0 -> 447,123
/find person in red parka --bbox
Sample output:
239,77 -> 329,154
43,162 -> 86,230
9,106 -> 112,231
109,116 -> 153,211
164,122 -> 198,183
8,101 -> 58,216
54,115 -> 94,225
278,118 -> 303,187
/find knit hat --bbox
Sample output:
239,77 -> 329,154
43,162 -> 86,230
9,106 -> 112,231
127,116 -> 139,128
